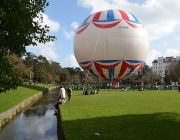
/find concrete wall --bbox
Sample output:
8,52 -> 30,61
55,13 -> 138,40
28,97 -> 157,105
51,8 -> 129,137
0,92 -> 43,130
0,86 -> 59,130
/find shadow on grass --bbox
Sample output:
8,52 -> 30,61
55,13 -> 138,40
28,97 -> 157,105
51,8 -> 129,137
63,112 -> 180,140
21,84 -> 49,93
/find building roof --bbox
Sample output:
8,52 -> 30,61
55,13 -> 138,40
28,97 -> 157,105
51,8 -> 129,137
152,60 -> 158,63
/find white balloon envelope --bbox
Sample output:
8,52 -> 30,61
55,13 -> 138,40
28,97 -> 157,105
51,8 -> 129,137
74,9 -> 149,80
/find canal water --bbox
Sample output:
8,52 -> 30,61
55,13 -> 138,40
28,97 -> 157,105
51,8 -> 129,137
0,89 -> 61,140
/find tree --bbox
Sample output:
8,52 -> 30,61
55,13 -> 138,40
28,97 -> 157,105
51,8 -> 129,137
0,55 -> 21,92
33,55 -> 51,83
8,54 -> 34,82
60,68 -> 71,84
124,64 -> 162,88
0,0 -> 55,92
0,0 -> 55,55
167,60 -> 180,82
49,61 -> 61,83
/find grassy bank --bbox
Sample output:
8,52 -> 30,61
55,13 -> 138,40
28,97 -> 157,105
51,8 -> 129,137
61,90 -> 180,140
0,84 -> 50,113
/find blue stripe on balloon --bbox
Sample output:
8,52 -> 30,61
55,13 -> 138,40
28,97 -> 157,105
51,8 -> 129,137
79,14 -> 92,28
126,68 -> 135,77
108,67 -> 114,80
128,13 -> 142,24
96,60 -> 120,63
126,60 -> 142,63
107,10 -> 115,21
79,60 -> 143,65
95,19 -> 119,22
79,61 -> 91,65
89,68 -> 98,77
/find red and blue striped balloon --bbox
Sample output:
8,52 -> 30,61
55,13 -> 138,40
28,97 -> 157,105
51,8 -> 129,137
74,9 -> 149,80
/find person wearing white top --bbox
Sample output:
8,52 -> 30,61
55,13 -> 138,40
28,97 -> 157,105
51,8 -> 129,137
58,85 -> 66,104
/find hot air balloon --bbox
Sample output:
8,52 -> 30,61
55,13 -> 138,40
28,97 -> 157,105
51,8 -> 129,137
74,9 -> 149,80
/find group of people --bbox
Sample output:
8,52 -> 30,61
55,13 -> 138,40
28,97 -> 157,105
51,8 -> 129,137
57,85 -> 72,105
83,88 -> 99,95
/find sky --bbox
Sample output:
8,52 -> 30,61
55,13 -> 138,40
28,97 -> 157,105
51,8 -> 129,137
27,0 -> 180,67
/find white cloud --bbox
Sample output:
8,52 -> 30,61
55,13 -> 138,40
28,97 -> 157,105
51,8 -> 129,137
71,22 -> 79,30
77,0 -> 180,67
165,48 -> 180,57
146,49 -> 162,66
34,13 -> 60,32
27,42 -> 59,61
77,0 -> 180,41
21,110 -> 57,140
78,0 -> 118,12
146,21 -> 178,41
146,48 -> 180,66
174,35 -> 180,41
61,22 -> 79,39
35,13 -> 60,32
42,13 -> 60,32
62,29 -> 75,39
28,13 -> 60,61
61,54 -> 79,67
38,46 -> 59,61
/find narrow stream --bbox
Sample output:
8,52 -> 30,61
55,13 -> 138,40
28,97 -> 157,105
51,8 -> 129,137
0,88 -> 61,140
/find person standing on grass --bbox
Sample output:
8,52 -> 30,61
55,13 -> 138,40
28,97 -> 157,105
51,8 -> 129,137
58,85 -> 66,104
54,85 -> 66,115
66,87 -> 72,101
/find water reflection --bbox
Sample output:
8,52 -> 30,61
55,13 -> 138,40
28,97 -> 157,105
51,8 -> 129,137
0,89 -> 59,140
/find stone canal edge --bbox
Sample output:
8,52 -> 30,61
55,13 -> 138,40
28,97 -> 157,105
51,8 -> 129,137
0,86 -> 58,130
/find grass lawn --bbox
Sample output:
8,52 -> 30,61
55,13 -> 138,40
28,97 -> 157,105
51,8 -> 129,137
0,84 -> 49,113
61,90 -> 180,140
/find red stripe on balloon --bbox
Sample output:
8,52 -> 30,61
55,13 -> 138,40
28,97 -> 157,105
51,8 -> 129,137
94,61 -> 120,79
93,21 -> 120,28
126,63 -> 143,79
76,24 -> 89,34
94,62 -> 106,79
92,12 -> 101,22
80,62 -> 92,70
126,21 -> 143,28
126,62 -> 141,69
117,62 -> 127,79
134,63 -> 144,73
137,63 -> 144,69
126,21 -> 138,28
119,10 -> 129,20
117,61 -> 141,79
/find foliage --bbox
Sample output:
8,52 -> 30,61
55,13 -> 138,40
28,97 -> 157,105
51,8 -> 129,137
0,53 -> 22,92
50,61 -> 62,82
166,60 -> 180,82
8,54 -> 34,82
124,64 -> 161,86
0,0 -> 55,92
0,0 -> 55,56
22,53 -> 89,84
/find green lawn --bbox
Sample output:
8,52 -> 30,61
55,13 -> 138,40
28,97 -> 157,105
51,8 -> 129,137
0,84 -> 48,113
61,90 -> 180,140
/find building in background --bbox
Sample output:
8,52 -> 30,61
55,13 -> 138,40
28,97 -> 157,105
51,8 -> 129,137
152,56 -> 180,78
